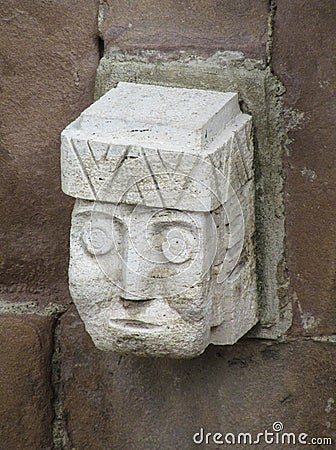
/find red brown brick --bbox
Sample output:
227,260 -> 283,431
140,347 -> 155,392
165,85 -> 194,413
0,0 -> 99,305
272,0 -> 336,336
100,0 -> 269,59
0,315 -> 55,450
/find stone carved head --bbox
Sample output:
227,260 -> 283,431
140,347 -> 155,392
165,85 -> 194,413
61,83 -> 257,358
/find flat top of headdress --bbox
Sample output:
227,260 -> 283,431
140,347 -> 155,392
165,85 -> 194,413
64,83 -> 240,150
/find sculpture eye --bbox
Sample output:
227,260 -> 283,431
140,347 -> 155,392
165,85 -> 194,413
161,228 -> 196,264
82,225 -> 112,256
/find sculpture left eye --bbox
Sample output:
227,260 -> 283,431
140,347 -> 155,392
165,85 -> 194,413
82,226 -> 112,256
161,228 -> 196,264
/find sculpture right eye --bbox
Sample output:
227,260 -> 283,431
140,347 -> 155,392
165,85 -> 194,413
161,227 -> 196,264
82,225 -> 112,256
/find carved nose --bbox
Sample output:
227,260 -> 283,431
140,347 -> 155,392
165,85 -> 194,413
121,233 -> 155,301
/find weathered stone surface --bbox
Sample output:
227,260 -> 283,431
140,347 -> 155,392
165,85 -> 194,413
58,309 -> 336,450
99,0 -> 269,60
61,83 -> 252,209
94,53 -> 291,340
61,83 -> 257,356
0,1 -> 99,305
0,315 -> 55,449
272,0 -> 336,336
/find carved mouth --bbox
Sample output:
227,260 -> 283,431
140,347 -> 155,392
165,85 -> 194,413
119,296 -> 155,302
110,319 -> 160,331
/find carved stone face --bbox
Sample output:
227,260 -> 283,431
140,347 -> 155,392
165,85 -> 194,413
62,83 -> 258,356
69,199 -> 218,358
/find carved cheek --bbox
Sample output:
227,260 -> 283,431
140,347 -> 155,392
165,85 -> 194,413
167,284 -> 211,323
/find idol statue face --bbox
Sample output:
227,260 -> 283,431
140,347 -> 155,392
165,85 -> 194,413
69,199 -> 218,358
61,82 -> 257,358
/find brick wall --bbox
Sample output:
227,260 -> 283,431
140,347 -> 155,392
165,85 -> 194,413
0,1 -> 335,449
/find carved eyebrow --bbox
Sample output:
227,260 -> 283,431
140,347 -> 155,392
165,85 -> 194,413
152,219 -> 195,230
77,210 -> 122,223
77,204 -> 137,224
75,210 -> 93,219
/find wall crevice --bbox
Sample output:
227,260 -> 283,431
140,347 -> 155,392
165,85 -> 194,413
266,0 -> 277,66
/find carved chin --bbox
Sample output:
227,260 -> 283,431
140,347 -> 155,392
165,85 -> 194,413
84,317 -> 211,359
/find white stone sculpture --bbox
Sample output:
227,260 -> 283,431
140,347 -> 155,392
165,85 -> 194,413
61,82 -> 257,358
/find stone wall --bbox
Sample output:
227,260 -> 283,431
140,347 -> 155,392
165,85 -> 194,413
0,1 -> 335,448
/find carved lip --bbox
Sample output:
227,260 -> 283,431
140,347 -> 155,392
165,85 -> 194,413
110,319 -> 160,331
